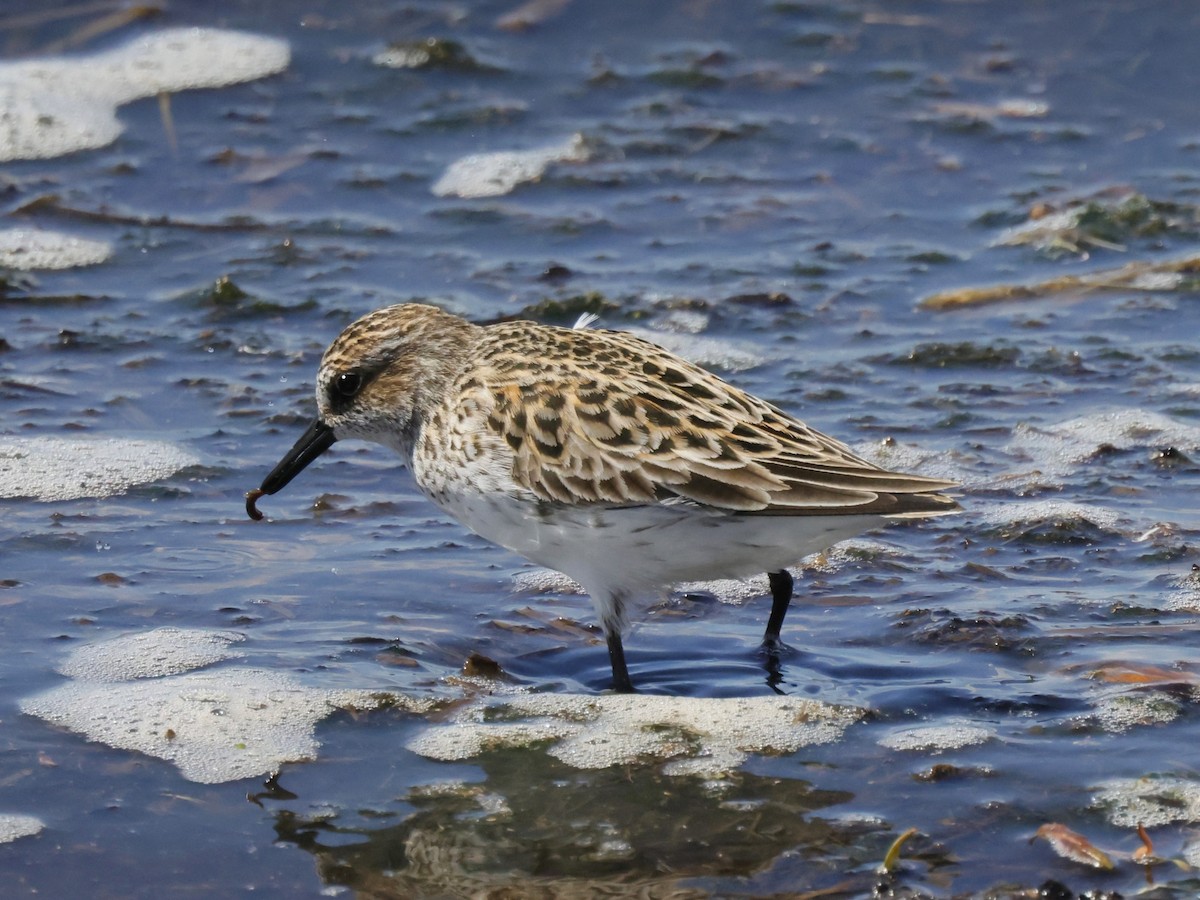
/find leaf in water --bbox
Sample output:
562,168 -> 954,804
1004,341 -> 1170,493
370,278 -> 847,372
374,651 -> 419,668
879,827 -> 918,873
1087,662 -> 1198,685
930,99 -> 1050,122
1034,823 -> 1115,870
1132,822 -> 1154,863
157,92 -> 177,157
920,253 -> 1200,310
496,0 -> 571,31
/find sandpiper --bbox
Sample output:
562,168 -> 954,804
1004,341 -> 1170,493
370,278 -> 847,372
247,303 -> 958,692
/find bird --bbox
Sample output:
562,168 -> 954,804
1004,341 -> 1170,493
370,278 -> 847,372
246,303 -> 959,692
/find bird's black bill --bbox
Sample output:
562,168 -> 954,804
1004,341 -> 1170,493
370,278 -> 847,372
245,419 -> 337,521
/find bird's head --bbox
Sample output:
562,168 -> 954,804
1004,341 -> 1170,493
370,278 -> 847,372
245,303 -> 475,519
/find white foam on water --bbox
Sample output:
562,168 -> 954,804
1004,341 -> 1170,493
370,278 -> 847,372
0,814 -> 44,844
0,27 -> 290,161
976,499 -> 1124,533
432,135 -> 587,198
853,439 -> 972,488
994,207 -> 1083,249
58,627 -> 244,682
407,691 -> 861,777
0,81 -> 123,161
0,436 -> 200,501
1093,776 -> 1200,828
1164,567 -> 1200,612
0,228 -> 111,269
652,308 -> 711,335
1090,691 -> 1182,733
1006,409 -> 1200,476
21,627 -> 435,784
627,327 -> 765,373
21,668 -> 400,784
510,568 -> 584,595
878,720 -> 995,752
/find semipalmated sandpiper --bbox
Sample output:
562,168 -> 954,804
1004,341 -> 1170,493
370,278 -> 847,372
247,303 -> 958,692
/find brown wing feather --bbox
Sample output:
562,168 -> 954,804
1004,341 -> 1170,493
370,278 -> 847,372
475,323 -> 958,515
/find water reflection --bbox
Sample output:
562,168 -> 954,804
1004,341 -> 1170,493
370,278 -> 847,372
271,754 -> 861,898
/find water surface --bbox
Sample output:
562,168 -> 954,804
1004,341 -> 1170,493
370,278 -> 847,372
3,1 -> 1200,896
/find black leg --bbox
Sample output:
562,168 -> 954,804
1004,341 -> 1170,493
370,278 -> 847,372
606,630 -> 635,693
762,569 -> 793,648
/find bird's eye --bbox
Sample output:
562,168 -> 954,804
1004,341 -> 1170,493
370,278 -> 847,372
333,370 -> 363,399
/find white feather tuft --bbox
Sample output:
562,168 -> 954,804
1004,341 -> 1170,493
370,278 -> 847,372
573,312 -> 600,330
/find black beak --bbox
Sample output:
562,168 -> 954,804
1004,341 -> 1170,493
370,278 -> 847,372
245,419 -> 338,520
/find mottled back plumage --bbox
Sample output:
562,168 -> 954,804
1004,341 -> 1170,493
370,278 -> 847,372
464,319 -> 957,516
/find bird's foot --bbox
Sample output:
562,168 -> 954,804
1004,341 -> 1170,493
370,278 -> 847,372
758,636 -> 794,656
758,637 -> 797,694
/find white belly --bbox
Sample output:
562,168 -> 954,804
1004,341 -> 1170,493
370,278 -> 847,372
434,489 -> 882,598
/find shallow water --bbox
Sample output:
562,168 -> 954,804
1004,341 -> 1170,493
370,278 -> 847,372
4,1 -> 1200,896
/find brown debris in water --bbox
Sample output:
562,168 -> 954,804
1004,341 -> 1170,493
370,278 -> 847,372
1033,823 -> 1115,870
921,254 -> 1200,311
